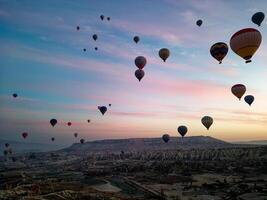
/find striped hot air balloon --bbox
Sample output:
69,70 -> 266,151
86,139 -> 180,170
230,28 -> 262,63
231,84 -> 246,100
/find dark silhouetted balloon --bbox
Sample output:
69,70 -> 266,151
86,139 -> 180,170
231,84 -> 246,100
201,116 -> 213,130
177,126 -> 187,137
5,143 -> 9,148
107,17 -> 110,21
109,104 -> 111,107
252,12 -> 265,26
100,15 -> 104,20
133,36 -> 140,43
51,137 -> 55,142
13,93 -> 18,98
162,134 -> 170,143
196,19 -> 203,26
210,42 -> 228,64
22,132 -> 28,139
95,47 -> 98,51
83,48 -> 86,52
50,119 -> 57,127
74,133 -> 78,138
98,106 -> 107,115
230,28 -> 261,63
67,122 -> 72,126
92,34 -> 98,41
76,26 -> 80,31
3,150 -> 8,156
87,120 -> 90,123
135,69 -> 145,82
80,138 -> 85,144
135,56 -> 147,69
244,95 -> 254,106
159,48 -> 170,62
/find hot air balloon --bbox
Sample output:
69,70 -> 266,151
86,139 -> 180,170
3,150 -> 8,156
252,12 -> 265,26
67,122 -> 72,126
5,143 -> 9,148
74,133 -> 78,138
87,120 -> 90,123
135,69 -> 145,82
51,137 -> 55,142
80,139 -> 85,144
95,47 -> 98,51
22,132 -> 28,139
83,48 -> 86,52
177,126 -> 187,137
12,93 -> 18,98
210,42 -> 228,64
135,56 -> 147,69
50,119 -> 57,127
92,34 -> 98,41
230,28 -> 262,63
162,134 -> 170,143
244,95 -> 254,106
98,106 -> 107,115
159,48 -> 170,62
76,26 -> 80,31
107,17 -> 110,21
109,104 -> 111,107
231,84 -> 246,100
196,19 -> 203,27
100,15 -> 104,20
133,36 -> 140,43
201,116 -> 213,130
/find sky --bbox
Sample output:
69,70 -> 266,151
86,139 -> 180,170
0,0 -> 267,145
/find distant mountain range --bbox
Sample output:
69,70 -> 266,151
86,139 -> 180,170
61,136 -> 236,154
234,140 -> 267,145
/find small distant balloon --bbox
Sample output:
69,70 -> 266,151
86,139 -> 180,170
51,137 -> 55,142
92,34 -> 98,41
244,95 -> 254,106
135,69 -> 145,82
107,17 -> 111,21
201,116 -> 213,130
76,26 -> 80,31
162,134 -> 170,143
98,106 -> 107,115
210,42 -> 228,64
251,12 -> 265,26
74,133 -> 78,138
177,126 -> 187,137
83,48 -> 86,52
87,120 -> 90,123
12,93 -> 18,98
50,119 -> 57,127
159,48 -> 170,62
133,36 -> 140,44
95,47 -> 98,51
135,56 -> 147,69
196,19 -> 203,27
100,15 -> 104,20
109,104 -> 111,107
231,84 -> 246,100
3,150 -> 8,156
5,143 -> 9,148
22,132 -> 28,139
80,138 -> 85,144
67,122 -> 72,126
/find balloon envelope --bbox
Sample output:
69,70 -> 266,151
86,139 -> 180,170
177,126 -> 188,137
87,120 -> 90,123
98,106 -> 107,115
67,122 -> 72,126
51,137 -> 55,141
159,48 -> 170,62
231,84 -> 246,100
201,116 -> 213,130
244,95 -> 254,106
135,69 -> 145,82
252,12 -> 265,26
76,26 -> 80,30
50,119 -> 57,127
80,139 -> 85,144
162,134 -> 170,143
74,133 -> 78,138
22,132 -> 28,139
230,28 -> 262,63
92,34 -> 98,41
210,42 -> 228,64
12,93 -> 18,98
100,15 -> 104,20
196,19 -> 203,26
135,56 -> 147,69
5,143 -> 9,148
133,36 -> 140,43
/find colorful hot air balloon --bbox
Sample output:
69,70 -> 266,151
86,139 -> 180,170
201,116 -> 213,130
22,132 -> 28,139
67,122 -> 72,126
98,106 -> 107,115
50,119 -> 57,127
100,15 -> 104,20
162,134 -> 170,143
92,34 -> 98,41
74,133 -> 78,138
135,69 -> 145,82
231,84 -> 246,100
159,48 -> 170,62
244,95 -> 254,106
135,56 -> 147,69
12,93 -> 18,98
196,19 -> 203,27
177,126 -> 187,137
210,42 -> 228,64
51,137 -> 55,142
133,36 -> 140,43
252,12 -> 265,26
80,139 -> 85,144
230,28 -> 262,63
5,143 -> 9,148
76,26 -> 80,31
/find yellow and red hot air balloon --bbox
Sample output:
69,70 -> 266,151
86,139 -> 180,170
230,28 -> 262,63
231,84 -> 246,100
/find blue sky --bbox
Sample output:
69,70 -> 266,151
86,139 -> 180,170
0,0 -> 267,145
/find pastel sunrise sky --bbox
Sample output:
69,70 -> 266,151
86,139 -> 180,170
0,0 -> 267,145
